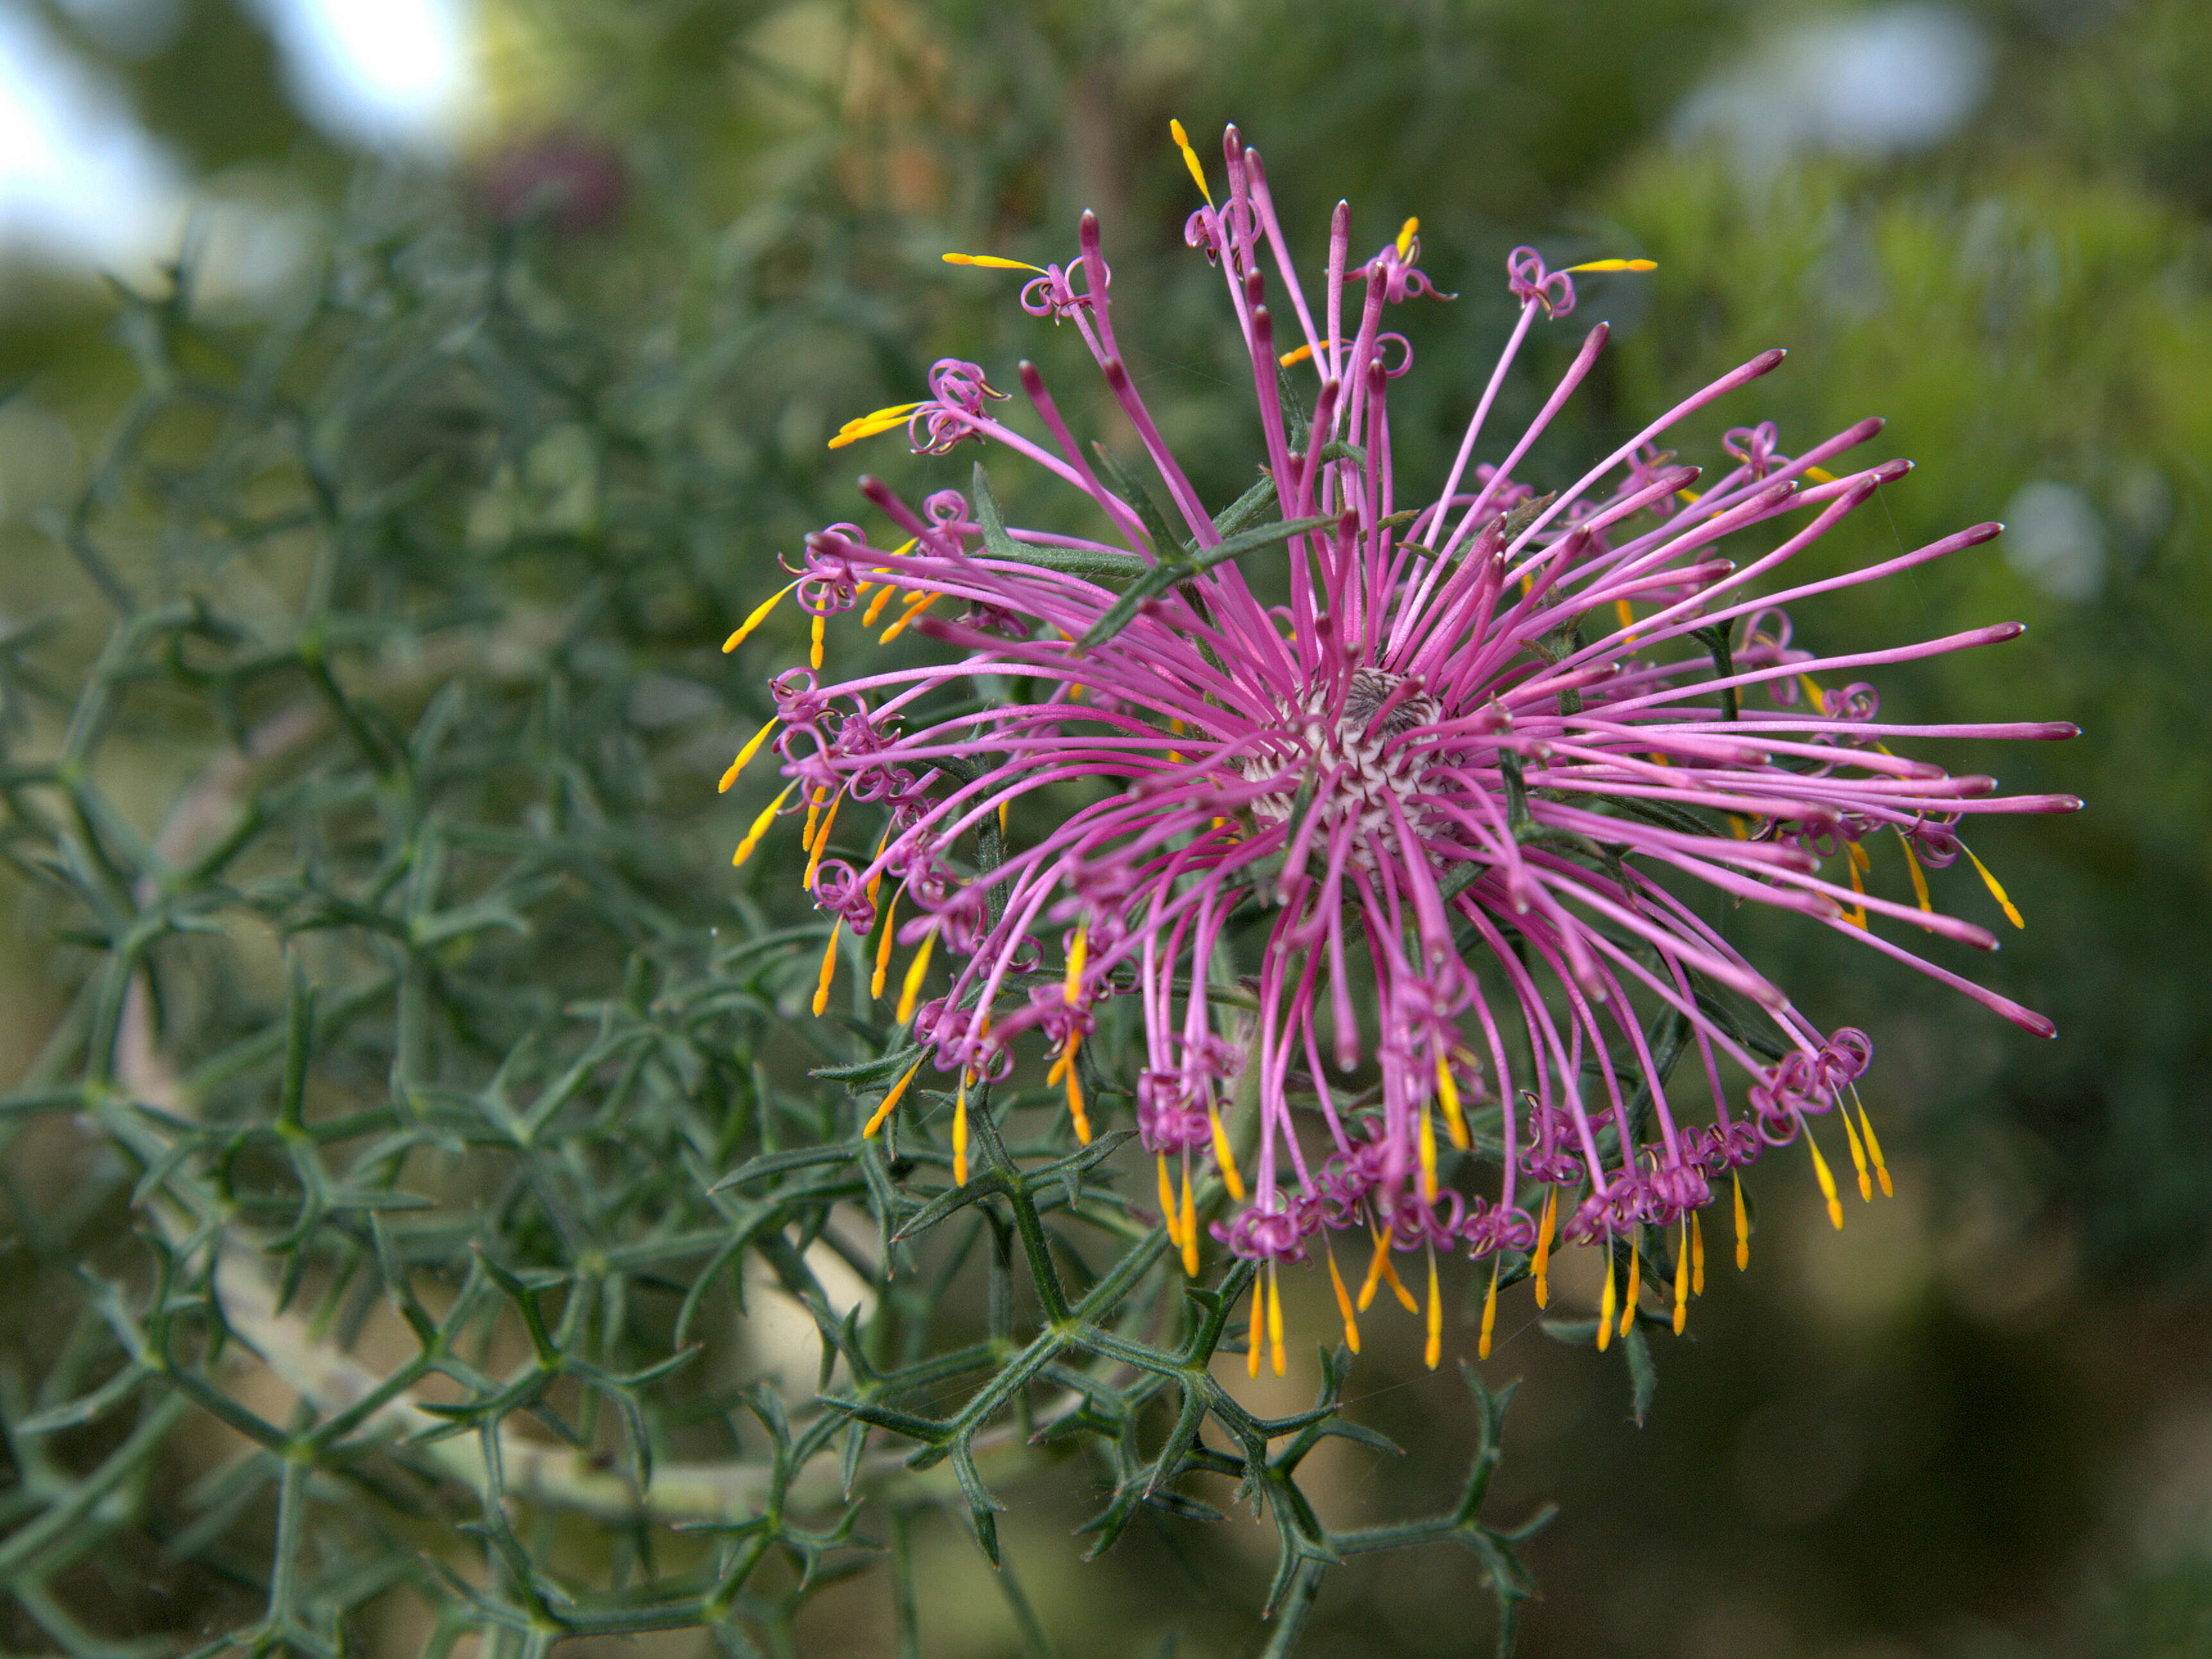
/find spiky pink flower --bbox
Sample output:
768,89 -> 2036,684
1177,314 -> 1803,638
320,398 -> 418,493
723,122 -> 2079,1366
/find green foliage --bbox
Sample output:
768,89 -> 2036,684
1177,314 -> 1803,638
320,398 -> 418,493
0,187 -> 1547,1656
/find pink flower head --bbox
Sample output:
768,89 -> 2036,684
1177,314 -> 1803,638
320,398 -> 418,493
729,121 -> 2080,1366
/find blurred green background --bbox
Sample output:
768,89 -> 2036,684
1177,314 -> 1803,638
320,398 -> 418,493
3,0 -> 2207,1655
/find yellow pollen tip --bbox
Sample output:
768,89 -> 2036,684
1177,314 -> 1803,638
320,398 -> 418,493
1423,1248 -> 1443,1371
1621,1242 -> 1640,1339
1843,845 -> 1869,930
1733,1173 -> 1751,1271
811,922 -> 840,1016
1479,1260 -> 1499,1361
1418,1104 -> 1439,1202
1158,1153 -> 1181,1248
1327,1242 -> 1362,1355
862,1058 -> 923,1137
804,792 -> 843,890
1672,1223 -> 1690,1336
895,928 -> 938,1024
1806,1130 -> 1844,1230
1898,829 -> 1935,912
1247,1269 -> 1265,1379
723,580 -> 799,653
941,252 -> 1045,272
1565,257 -> 1657,273
810,612 -> 825,671
1396,217 -> 1419,259
1839,1099 -> 1874,1202
1436,1058 -> 1470,1150
871,889 -> 899,999
1691,1209 -> 1706,1296
1858,1100 -> 1893,1198
880,590 -> 939,644
719,719 -> 778,793
952,1076 -> 969,1186
1805,465 -> 1839,483
732,782 -> 796,868
1065,1062 -> 1092,1145
1210,1106 -> 1246,1202
1534,1187 -> 1557,1309
1383,1247 -> 1419,1315
1179,1162 -> 1199,1277
1597,1248 -> 1617,1353
828,402 -> 927,450
1964,847 -> 2025,929
1269,1260 -> 1287,1376
1357,1230 -> 1387,1313
1169,118 -> 1212,205
1064,923 -> 1088,1004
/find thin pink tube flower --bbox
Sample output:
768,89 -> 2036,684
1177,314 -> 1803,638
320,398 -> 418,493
722,121 -> 2080,1367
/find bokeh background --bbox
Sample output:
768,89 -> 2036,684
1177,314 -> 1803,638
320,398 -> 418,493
3,1 -> 2208,1655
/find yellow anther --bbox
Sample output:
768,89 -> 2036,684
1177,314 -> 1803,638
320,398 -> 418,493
1615,598 -> 1636,636
1326,1241 -> 1362,1354
1728,814 -> 1751,839
811,922 -> 841,1016
1436,1058 -> 1470,1150
1672,1223 -> 1690,1336
732,782 -> 796,868
1676,485 -> 1704,507
1382,1245 -> 1419,1314
1898,829 -> 1934,912
1964,847 -> 2025,929
941,252 -> 1045,272
1597,1248 -> 1617,1353
828,402 -> 927,450
1805,465 -> 1838,484
810,611 -> 825,670
1418,1102 -> 1439,1202
1064,922 -> 1088,1003
805,792 -> 843,891
1839,1099 -> 1874,1202
1565,257 -> 1658,273
1396,217 -> 1419,260
871,888 -> 899,999
1797,673 -> 1830,714
1848,839 -> 1871,872
861,1057 -> 924,1137
1843,844 -> 1869,929
1478,1259 -> 1500,1361
1806,1128 -> 1844,1230
1277,338 -> 1342,367
1620,1242 -> 1640,1339
1065,1060 -> 1092,1146
1269,1259 -> 1288,1377
1534,1187 -> 1557,1309
1423,1248 -> 1443,1371
880,590 -> 940,644
1357,1230 -> 1387,1312
951,1074 -> 970,1185
724,580 -> 800,653
1733,1173 -> 1751,1271
895,927 -> 937,1024
1691,1210 -> 1706,1295
1169,118 -> 1212,205
719,719 -> 778,793
1157,1153 -> 1181,1248
998,798 -> 1009,835
1856,1098 -> 1892,1196
1247,1269 -> 1265,1379
1209,1105 -> 1246,1201
862,583 -> 900,628
1180,1163 -> 1199,1278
